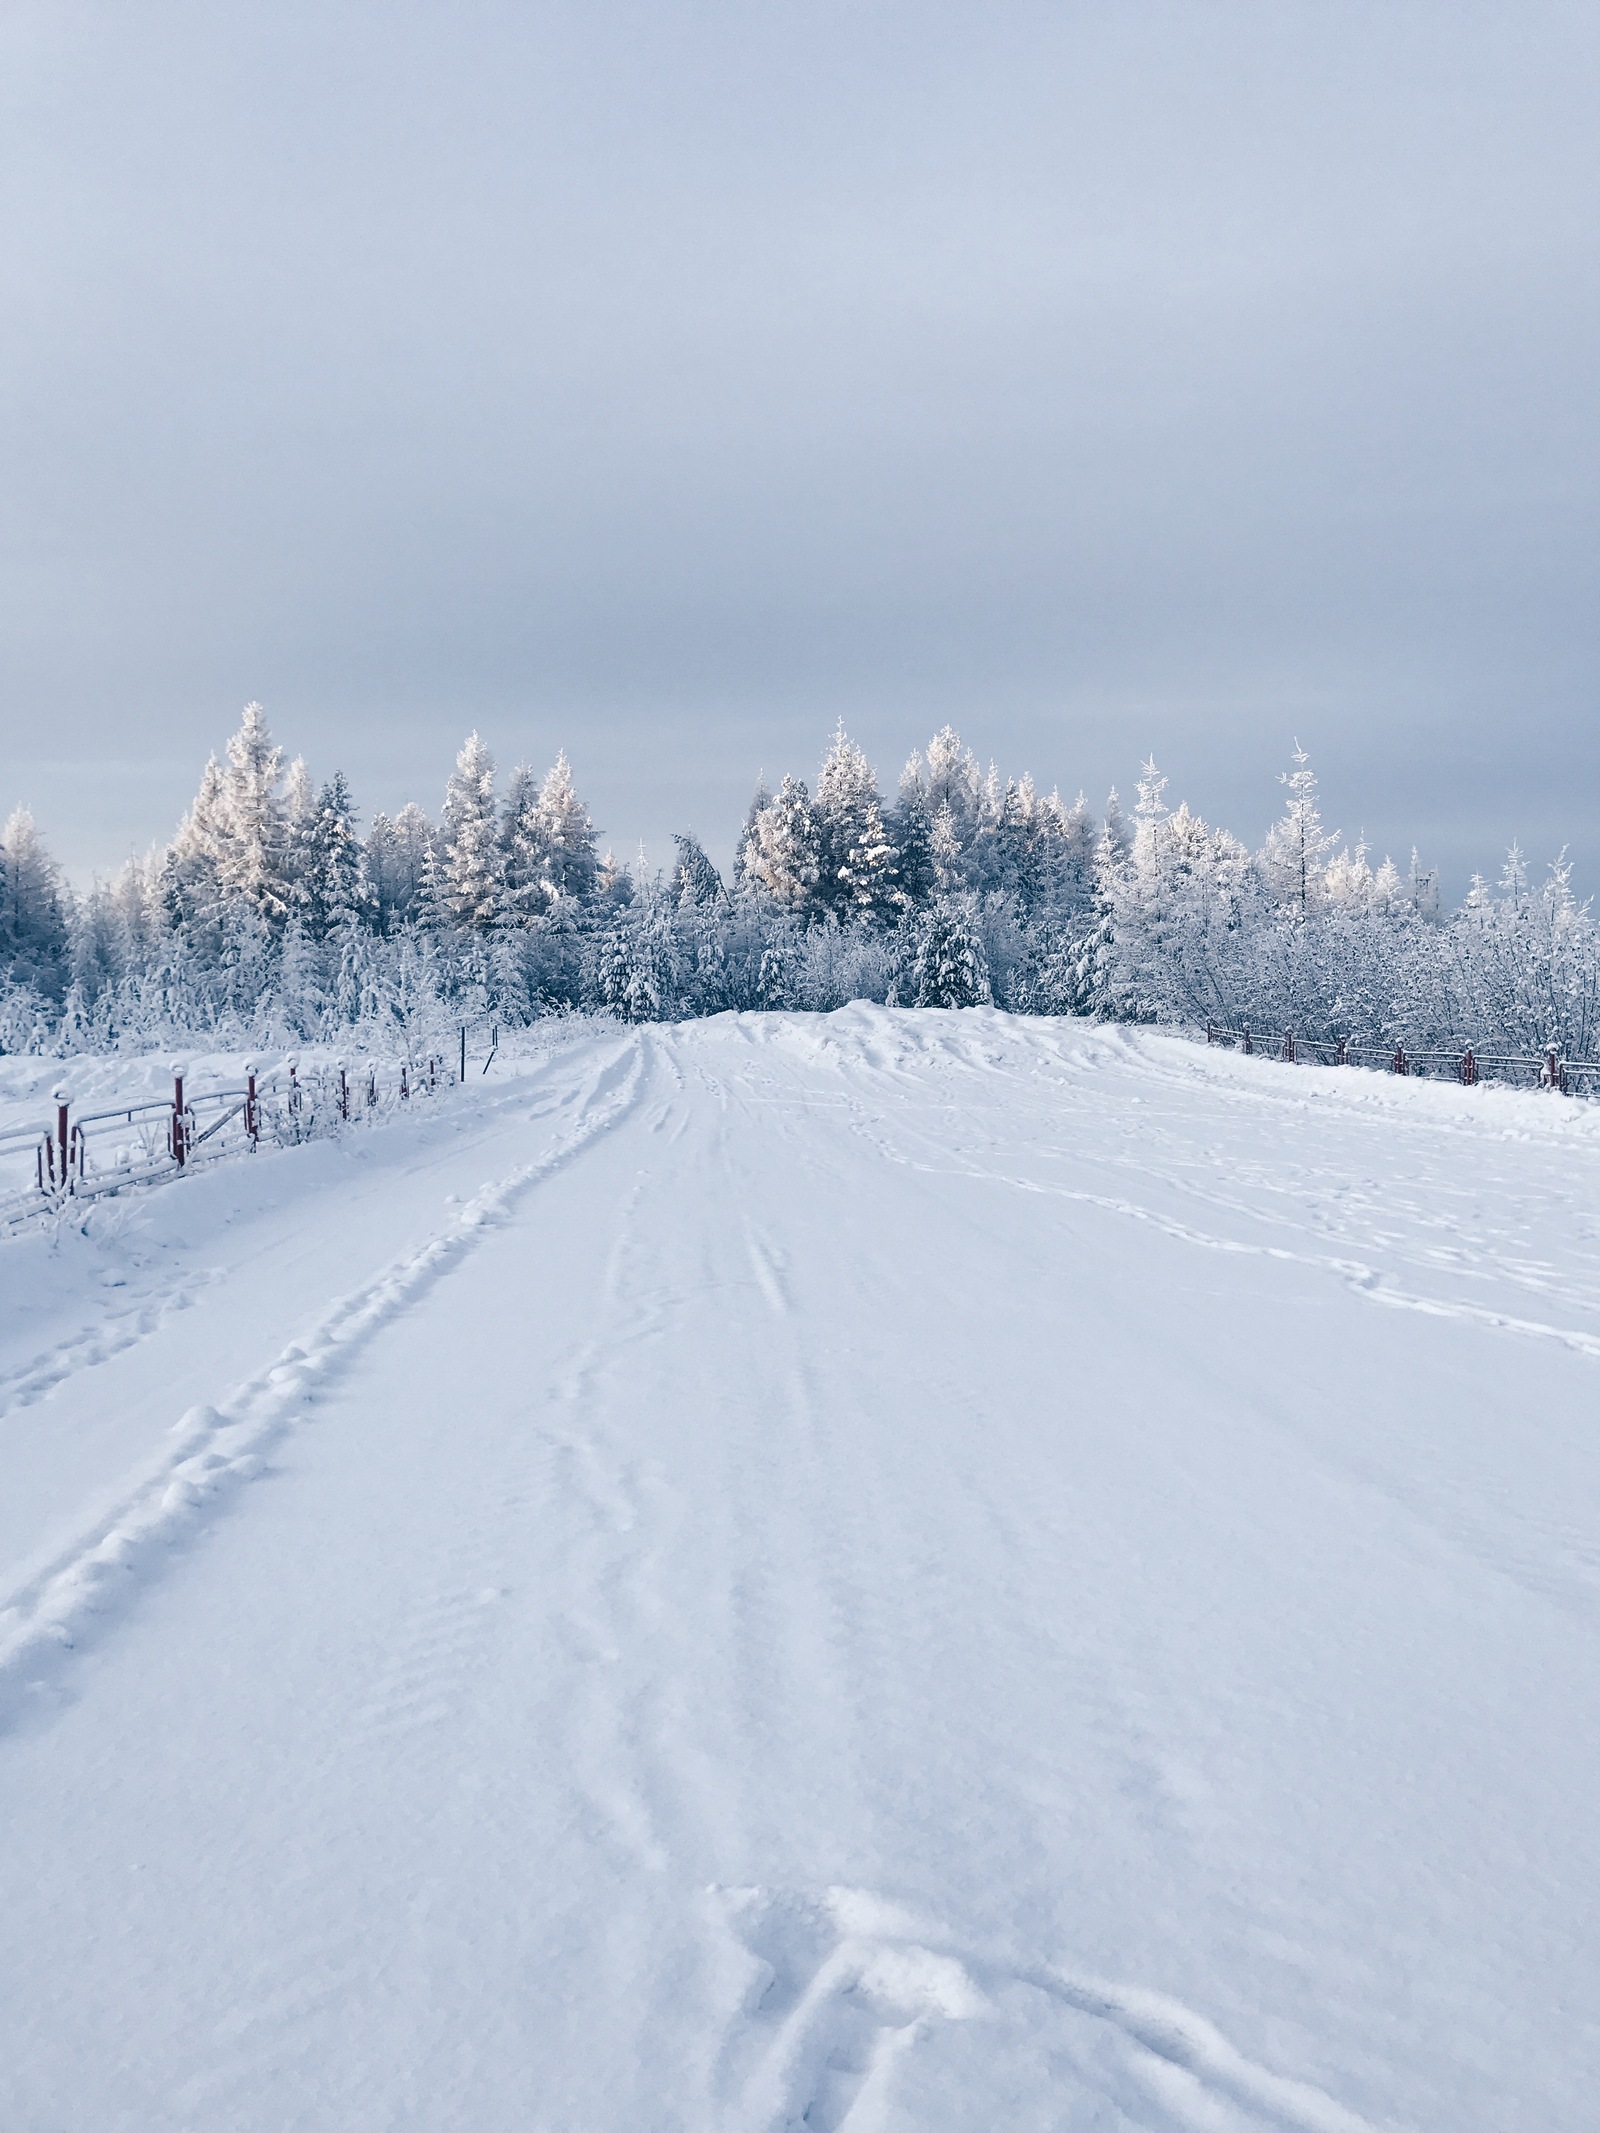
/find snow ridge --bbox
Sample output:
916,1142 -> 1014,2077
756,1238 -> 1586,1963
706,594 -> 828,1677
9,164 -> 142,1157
0,1037 -> 642,1730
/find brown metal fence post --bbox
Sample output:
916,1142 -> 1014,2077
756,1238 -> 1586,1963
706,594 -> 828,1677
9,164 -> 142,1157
1546,1048 -> 1560,1092
244,1062 -> 258,1143
337,1062 -> 349,1122
1391,1044 -> 1408,1075
54,1087 -> 71,1192
171,1063 -> 187,1166
1242,1027 -> 1253,1055
1460,1047 -> 1477,1086
400,1064 -> 410,1102
1281,1031 -> 1296,1063
1338,1037 -> 1348,1066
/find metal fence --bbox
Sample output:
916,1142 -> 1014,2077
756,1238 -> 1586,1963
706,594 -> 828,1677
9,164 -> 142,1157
1,1050 -> 455,1233
1204,1022 -> 1599,1095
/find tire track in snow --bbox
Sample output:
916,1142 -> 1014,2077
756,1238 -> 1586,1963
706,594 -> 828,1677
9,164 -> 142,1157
0,1037 -> 644,1731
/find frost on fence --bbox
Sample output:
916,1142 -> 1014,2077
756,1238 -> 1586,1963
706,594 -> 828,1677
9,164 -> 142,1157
1202,1022 -> 1596,1095
0,1052 -> 450,1232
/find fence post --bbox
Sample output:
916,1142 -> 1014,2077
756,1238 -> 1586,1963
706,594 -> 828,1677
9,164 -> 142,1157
1337,1037 -> 1348,1066
1242,1027 -> 1253,1055
54,1087 -> 71,1192
171,1062 -> 188,1166
460,1025 -> 467,1084
1391,1044 -> 1407,1076
366,1067 -> 377,1109
1546,1047 -> 1560,1092
400,1064 -> 410,1102
337,1061 -> 349,1122
1281,1031 -> 1296,1063
243,1061 -> 258,1143
1460,1047 -> 1477,1086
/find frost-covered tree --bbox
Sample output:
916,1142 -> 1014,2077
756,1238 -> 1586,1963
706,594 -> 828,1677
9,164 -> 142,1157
215,703 -> 290,922
0,807 -> 70,998
906,897 -> 992,1008
740,774 -> 821,912
590,876 -> 680,1021
813,725 -> 899,921
439,733 -> 502,928
672,833 -> 725,909
1259,743 -> 1338,920
501,753 -> 598,920
301,773 -> 372,939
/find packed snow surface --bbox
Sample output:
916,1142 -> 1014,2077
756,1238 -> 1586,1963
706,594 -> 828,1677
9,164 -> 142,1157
2,1009 -> 1598,2131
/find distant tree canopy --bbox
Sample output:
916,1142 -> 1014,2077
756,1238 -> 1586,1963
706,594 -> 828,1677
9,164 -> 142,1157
2,705 -> 1597,1062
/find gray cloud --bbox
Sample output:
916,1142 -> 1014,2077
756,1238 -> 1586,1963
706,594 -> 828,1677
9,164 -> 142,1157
2,1 -> 1596,888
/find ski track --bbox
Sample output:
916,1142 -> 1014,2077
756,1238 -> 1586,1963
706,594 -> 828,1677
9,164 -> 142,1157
0,1038 -> 643,1729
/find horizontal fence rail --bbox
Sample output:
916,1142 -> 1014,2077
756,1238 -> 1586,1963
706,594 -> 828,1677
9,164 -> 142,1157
0,1047 -> 465,1234
1204,1022 -> 1599,1095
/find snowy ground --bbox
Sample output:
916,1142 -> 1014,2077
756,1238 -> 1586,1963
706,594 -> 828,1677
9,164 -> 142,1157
2,1009 -> 1599,2132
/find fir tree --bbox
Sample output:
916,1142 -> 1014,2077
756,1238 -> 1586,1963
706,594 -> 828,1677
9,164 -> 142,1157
909,897 -> 992,1008
814,725 -> 899,921
439,733 -> 502,929
1260,743 -> 1338,919
0,807 -> 70,998
672,834 -> 725,908
740,775 -> 821,912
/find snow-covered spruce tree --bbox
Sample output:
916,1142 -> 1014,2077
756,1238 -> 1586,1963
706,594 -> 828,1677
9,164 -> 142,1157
501,753 -> 599,921
301,773 -> 373,940
589,872 -> 681,1022
215,703 -> 291,924
363,802 -> 433,933
813,725 -> 899,922
439,733 -> 503,929
906,897 -> 992,1008
671,834 -> 725,910
0,806 -> 71,1000
888,774 -> 936,910
740,774 -> 821,913
1259,743 -> 1338,921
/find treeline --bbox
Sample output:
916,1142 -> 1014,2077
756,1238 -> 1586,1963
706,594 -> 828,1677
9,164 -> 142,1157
1,704 -> 1596,1059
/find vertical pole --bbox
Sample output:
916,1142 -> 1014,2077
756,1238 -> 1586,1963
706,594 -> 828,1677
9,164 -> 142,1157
400,1064 -> 410,1102
1547,1047 -> 1559,1091
1242,1027 -> 1252,1055
244,1062 -> 257,1143
171,1063 -> 187,1166
337,1062 -> 349,1121
1338,1038 -> 1348,1066
460,1025 -> 467,1083
54,1088 -> 71,1191
1460,1047 -> 1477,1086
1391,1044 -> 1407,1076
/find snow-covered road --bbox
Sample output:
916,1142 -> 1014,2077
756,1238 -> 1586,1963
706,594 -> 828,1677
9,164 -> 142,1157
2,1010 -> 1599,2131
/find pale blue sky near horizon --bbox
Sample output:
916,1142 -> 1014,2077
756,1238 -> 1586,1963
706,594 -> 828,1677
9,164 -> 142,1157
2,2 -> 1596,892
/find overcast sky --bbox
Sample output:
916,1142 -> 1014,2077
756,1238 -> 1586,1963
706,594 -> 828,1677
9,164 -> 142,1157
2,1 -> 1596,890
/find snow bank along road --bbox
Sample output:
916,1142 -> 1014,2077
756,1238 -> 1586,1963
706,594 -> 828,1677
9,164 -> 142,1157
2,1009 -> 1598,2132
